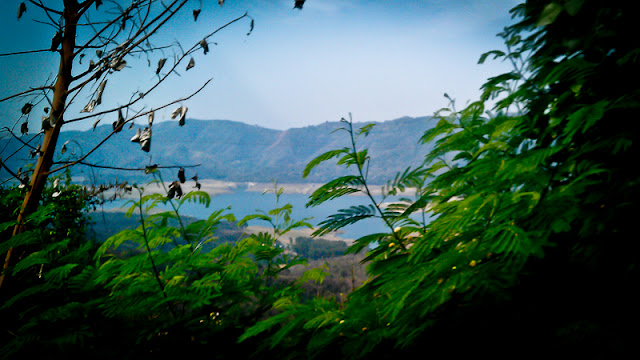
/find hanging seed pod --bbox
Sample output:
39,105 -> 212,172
20,121 -> 28,135
171,106 -> 188,126
140,127 -> 152,152
186,57 -> 195,71
200,39 -> 209,54
110,57 -> 126,71
130,128 -> 141,142
17,2 -> 27,20
96,79 -> 107,105
219,0 -> 224,6
294,0 -> 305,9
113,108 -> 125,132
193,9 -> 201,21
156,58 -> 167,75
81,99 -> 96,113
148,110 -> 154,126
178,168 -> 186,183
247,19 -> 254,36
96,49 -> 103,58
168,181 -> 183,199
21,103 -> 33,115
44,107 -> 49,114
93,118 -> 101,130
61,140 -> 69,154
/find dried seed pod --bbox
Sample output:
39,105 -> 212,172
156,58 -> 167,75
17,2 -> 27,20
168,181 -> 183,199
93,118 -> 101,130
148,111 -> 154,126
61,140 -> 69,154
81,99 -> 96,113
186,57 -> 195,71
110,57 -> 126,71
96,79 -> 107,105
200,39 -> 209,55
247,19 -> 254,36
139,127 -> 152,152
113,108 -> 125,132
20,121 -> 28,135
171,106 -> 188,126
130,128 -> 141,143
21,103 -> 33,115
178,168 -> 186,183
193,9 -> 201,21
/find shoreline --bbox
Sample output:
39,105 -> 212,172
92,179 -> 417,199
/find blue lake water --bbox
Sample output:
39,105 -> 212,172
104,190 -> 430,240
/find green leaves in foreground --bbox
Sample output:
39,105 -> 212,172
242,1 -> 640,357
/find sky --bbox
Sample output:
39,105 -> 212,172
0,0 -> 522,132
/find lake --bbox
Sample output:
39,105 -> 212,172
103,188 -> 431,240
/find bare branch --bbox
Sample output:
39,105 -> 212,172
53,160 -> 200,172
0,48 -> 51,57
50,78 -> 212,174
0,85 -> 54,103
1,127 -> 41,152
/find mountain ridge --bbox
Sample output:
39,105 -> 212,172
1,116 -> 435,185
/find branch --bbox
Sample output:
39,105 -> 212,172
1,127 -> 41,153
28,0 -> 63,16
0,86 -> 54,103
53,160 -> 200,172
0,49 -> 51,57
49,78 -> 212,174
66,12 -> 248,124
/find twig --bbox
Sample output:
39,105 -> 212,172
49,79 -> 212,174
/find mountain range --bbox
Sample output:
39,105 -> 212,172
1,116 -> 436,185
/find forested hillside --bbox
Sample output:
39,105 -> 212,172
1,116 -> 434,184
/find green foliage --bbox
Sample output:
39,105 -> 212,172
242,1 -> 640,357
291,237 -> 348,260
0,177 -> 321,358
3,1 -> 639,357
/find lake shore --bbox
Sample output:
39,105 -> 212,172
96,179 -> 417,200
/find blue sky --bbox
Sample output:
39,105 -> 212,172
0,0 -> 522,132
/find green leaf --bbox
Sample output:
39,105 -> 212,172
478,50 -> 506,64
306,175 -> 363,207
303,148 -> 350,178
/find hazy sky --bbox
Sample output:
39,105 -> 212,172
0,0 -> 522,132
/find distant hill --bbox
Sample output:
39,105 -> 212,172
1,116 -> 435,185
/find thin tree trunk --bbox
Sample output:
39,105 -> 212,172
0,1 -> 79,289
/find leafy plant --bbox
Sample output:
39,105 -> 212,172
241,1 -> 640,357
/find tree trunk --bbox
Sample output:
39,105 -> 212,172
0,1 -> 79,288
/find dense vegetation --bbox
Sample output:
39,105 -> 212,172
2,0 -> 638,357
